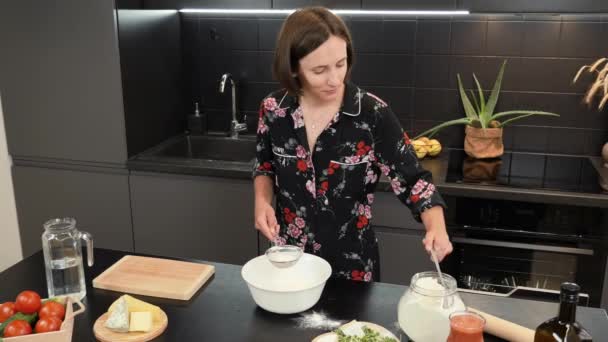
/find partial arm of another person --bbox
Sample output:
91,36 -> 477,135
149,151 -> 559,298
372,100 -> 452,261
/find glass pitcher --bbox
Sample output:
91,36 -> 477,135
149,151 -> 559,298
41,218 -> 93,300
398,271 -> 466,342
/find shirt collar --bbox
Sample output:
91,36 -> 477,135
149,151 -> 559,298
277,81 -> 362,117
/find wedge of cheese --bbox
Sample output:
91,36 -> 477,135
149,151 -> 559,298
104,296 -> 130,332
108,295 -> 162,322
129,311 -> 153,332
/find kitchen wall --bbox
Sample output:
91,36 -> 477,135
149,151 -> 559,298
180,12 -> 608,156
0,94 -> 22,272
117,10 -> 185,157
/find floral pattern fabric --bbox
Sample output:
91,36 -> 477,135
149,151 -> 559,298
253,82 -> 446,282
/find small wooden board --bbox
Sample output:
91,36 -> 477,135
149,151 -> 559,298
93,310 -> 168,342
93,255 -> 215,300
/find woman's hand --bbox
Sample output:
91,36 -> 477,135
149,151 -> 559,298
255,202 -> 280,242
420,206 -> 453,262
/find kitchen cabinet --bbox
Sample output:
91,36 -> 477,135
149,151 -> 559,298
129,172 -> 258,265
0,0 -> 127,164
376,228 -> 434,285
11,163 -> 133,257
374,191 -> 433,285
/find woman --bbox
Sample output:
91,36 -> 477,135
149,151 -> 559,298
253,7 -> 452,282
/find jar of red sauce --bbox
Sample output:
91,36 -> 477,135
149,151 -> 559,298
447,311 -> 485,342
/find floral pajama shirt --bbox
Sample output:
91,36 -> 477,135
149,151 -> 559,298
253,82 -> 446,282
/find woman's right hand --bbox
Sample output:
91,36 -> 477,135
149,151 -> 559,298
255,202 -> 280,242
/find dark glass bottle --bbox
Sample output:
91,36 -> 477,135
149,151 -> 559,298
534,283 -> 592,342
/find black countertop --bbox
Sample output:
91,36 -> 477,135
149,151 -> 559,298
1,248 -> 607,341
128,134 -> 608,208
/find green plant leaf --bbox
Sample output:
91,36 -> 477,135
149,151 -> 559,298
472,73 -> 486,115
491,110 -> 560,122
499,113 -> 537,127
414,117 -> 472,139
484,60 -> 507,125
469,90 -> 481,114
457,74 -> 480,122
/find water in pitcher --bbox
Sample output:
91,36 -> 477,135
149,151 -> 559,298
46,256 -> 86,300
42,218 -> 93,300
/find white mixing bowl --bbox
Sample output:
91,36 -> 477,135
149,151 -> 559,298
241,253 -> 332,314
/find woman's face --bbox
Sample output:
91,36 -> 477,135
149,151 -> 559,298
297,35 -> 348,102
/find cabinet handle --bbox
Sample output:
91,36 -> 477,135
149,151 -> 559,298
452,237 -> 594,256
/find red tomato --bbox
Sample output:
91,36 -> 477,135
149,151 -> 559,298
14,290 -> 41,314
39,301 -> 66,320
35,316 -> 63,333
0,302 -> 16,323
3,319 -> 32,337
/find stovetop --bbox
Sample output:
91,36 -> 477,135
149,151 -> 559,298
445,150 -> 605,194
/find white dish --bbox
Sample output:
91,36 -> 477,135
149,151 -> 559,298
241,253 -> 332,314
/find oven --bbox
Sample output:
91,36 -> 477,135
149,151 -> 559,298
442,195 -> 608,307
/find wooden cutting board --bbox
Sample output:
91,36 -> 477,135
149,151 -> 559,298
93,309 -> 168,342
93,255 -> 215,300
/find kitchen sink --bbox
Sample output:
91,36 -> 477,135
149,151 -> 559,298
151,134 -> 256,163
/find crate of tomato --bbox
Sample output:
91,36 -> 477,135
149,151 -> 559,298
0,290 -> 85,342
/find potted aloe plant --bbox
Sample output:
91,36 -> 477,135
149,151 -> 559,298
415,60 -> 560,159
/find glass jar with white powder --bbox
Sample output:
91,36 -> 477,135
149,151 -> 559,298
398,271 -> 466,341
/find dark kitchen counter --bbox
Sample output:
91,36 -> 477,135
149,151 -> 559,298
128,134 -> 608,208
1,248 -> 607,341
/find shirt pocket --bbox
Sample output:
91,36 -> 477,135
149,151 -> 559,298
271,147 -> 300,190
327,157 -> 369,199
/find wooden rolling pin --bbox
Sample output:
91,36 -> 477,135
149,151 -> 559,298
468,307 -> 535,342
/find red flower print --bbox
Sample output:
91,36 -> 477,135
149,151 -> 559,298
410,194 -> 420,203
403,132 -> 411,145
357,141 -> 365,149
284,211 -> 296,224
283,208 -> 290,214
321,181 -> 329,191
296,159 -> 307,172
317,181 -> 329,196
328,167 -> 335,175
351,270 -> 363,281
258,162 -> 272,171
356,215 -> 369,229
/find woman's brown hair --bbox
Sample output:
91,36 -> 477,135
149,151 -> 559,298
273,7 -> 354,94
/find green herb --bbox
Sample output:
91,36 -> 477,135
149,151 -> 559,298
0,312 -> 37,336
335,326 -> 398,342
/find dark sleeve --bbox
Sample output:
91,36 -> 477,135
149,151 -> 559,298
372,104 -> 446,222
252,101 -> 275,180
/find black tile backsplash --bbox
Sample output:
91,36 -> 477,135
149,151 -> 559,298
559,22 -> 605,58
178,13 -> 608,156
416,21 -> 451,55
521,22 -> 561,57
450,21 -> 487,55
486,21 -> 523,56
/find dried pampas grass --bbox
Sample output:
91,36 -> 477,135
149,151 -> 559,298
573,57 -> 608,110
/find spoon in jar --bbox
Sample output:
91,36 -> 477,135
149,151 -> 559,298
431,249 -> 449,308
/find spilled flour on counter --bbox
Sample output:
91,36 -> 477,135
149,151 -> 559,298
295,311 -> 343,330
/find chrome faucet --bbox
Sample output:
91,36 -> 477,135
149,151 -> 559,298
219,73 -> 247,139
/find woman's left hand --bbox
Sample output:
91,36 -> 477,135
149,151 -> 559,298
420,206 -> 453,262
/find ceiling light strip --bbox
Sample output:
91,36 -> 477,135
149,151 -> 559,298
179,9 -> 469,16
